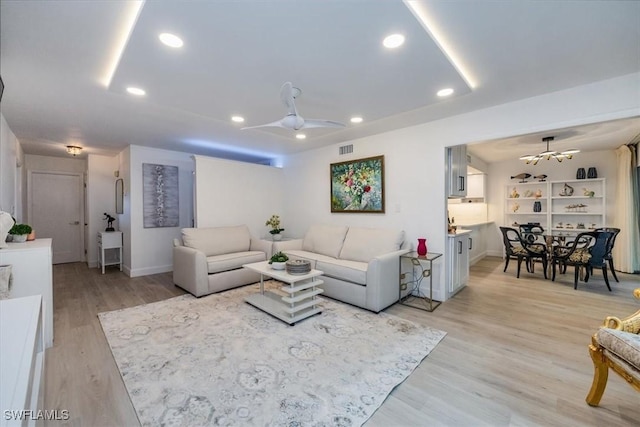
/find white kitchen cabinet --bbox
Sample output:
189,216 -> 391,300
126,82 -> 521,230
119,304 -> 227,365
467,224 -> 488,266
0,239 -> 53,348
447,145 -> 468,198
466,173 -> 485,200
447,231 -> 470,297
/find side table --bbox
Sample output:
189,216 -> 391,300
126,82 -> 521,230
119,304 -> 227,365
399,252 -> 443,312
98,231 -> 123,274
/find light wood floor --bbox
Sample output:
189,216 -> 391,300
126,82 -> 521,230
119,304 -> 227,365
45,257 -> 640,426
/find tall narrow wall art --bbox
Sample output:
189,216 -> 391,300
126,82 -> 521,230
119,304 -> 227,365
143,163 -> 179,228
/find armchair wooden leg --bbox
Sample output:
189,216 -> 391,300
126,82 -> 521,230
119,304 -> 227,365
517,257 -> 522,278
504,256 -> 510,273
552,260 -> 557,281
586,338 -> 609,406
574,266 -> 580,290
541,257 -> 548,280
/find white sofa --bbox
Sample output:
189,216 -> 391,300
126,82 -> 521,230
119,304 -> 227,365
173,225 -> 271,297
274,224 -> 409,312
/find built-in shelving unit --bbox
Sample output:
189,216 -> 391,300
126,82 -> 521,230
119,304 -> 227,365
504,178 -> 605,234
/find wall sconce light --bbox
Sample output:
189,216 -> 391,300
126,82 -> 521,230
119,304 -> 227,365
66,145 -> 83,156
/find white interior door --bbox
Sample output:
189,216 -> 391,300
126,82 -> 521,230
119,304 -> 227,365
29,171 -> 84,264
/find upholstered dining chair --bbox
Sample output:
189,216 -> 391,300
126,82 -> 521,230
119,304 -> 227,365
499,226 -> 548,279
594,227 -> 621,283
551,231 -> 613,291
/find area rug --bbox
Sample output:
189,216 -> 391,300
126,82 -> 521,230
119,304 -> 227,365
98,281 -> 446,426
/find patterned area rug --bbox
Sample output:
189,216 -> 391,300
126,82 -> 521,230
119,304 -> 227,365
98,281 -> 446,426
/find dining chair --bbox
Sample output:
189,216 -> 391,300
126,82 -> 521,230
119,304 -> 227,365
518,224 -> 545,244
594,227 -> 621,283
551,231 -> 612,291
499,226 -> 548,279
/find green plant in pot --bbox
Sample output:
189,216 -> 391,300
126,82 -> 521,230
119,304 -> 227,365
268,251 -> 289,270
9,223 -> 32,243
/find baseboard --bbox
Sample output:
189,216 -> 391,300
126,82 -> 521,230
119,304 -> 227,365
87,260 -> 98,268
486,250 -> 503,258
127,264 -> 173,278
469,252 -> 487,266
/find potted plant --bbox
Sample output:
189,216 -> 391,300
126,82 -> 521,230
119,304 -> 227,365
268,251 -> 289,270
265,214 -> 285,241
9,223 -> 32,243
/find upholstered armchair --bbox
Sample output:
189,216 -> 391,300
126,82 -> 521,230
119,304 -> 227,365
586,288 -> 640,406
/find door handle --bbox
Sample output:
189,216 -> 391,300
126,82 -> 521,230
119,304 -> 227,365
458,240 -> 462,254
469,238 -> 473,250
69,221 -> 80,225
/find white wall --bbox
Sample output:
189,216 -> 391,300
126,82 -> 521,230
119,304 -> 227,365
485,149 -> 618,256
117,147 -> 132,270
86,154 -> 119,267
282,73 -> 640,302
193,156 -> 284,238
126,145 -> 194,277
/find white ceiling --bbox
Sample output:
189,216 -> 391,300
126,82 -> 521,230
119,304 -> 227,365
1,1 -> 639,163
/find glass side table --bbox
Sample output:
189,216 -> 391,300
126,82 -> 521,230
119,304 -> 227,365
399,252 -> 443,312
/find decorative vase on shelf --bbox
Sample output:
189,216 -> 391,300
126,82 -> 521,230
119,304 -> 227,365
272,233 -> 282,241
416,238 -> 427,256
533,201 -> 542,212
587,167 -> 598,179
576,168 -> 586,179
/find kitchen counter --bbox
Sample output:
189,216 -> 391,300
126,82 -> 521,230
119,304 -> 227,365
448,229 -> 472,237
455,221 -> 494,227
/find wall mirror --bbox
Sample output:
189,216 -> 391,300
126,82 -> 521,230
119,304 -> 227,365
115,178 -> 124,214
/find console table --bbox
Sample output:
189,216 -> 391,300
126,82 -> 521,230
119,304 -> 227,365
98,231 -> 122,274
399,252 -> 443,312
0,239 -> 53,348
0,295 -> 44,426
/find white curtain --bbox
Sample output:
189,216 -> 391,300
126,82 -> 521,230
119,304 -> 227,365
613,144 -> 640,273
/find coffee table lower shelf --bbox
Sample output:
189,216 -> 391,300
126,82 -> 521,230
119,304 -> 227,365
245,291 -> 324,325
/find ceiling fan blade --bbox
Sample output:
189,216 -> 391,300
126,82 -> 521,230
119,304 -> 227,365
280,82 -> 297,116
300,119 -> 346,129
241,119 -> 286,130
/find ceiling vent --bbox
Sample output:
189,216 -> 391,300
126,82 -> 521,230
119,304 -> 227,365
339,144 -> 353,155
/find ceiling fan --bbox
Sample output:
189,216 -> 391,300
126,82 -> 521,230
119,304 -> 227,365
242,82 -> 345,131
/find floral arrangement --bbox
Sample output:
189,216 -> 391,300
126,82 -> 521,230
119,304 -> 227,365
265,214 -> 285,235
269,251 -> 289,264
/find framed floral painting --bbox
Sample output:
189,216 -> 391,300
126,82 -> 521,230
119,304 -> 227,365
330,155 -> 384,213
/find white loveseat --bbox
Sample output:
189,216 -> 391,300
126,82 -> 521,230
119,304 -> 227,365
173,225 -> 271,297
274,224 -> 409,312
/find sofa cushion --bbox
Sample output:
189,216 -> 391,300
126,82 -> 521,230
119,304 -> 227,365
302,224 -> 349,258
283,250 -> 367,285
182,225 -> 251,257
206,251 -> 265,274
316,259 -> 367,286
339,227 -> 404,263
596,328 -> 640,372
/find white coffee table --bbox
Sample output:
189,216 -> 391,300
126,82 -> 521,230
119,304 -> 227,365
243,261 -> 324,325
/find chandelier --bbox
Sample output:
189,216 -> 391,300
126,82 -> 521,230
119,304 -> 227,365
519,136 -> 579,165
66,145 -> 82,156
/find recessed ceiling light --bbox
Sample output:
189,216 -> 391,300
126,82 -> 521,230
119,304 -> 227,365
126,86 -> 146,96
159,33 -> 183,48
350,117 -> 363,124
437,88 -> 454,97
296,134 -> 306,140
231,115 -> 245,123
383,34 -> 405,49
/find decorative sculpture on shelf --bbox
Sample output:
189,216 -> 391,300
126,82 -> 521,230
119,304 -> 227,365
583,188 -> 595,198
510,173 -> 531,183
534,189 -> 543,199
512,202 -> 520,213
104,212 -> 115,232
510,187 -> 520,198
534,174 -> 547,182
559,183 -> 574,196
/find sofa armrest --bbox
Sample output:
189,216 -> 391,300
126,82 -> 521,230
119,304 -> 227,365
173,245 -> 209,297
250,238 -> 273,258
273,238 -> 303,253
365,249 -> 411,312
